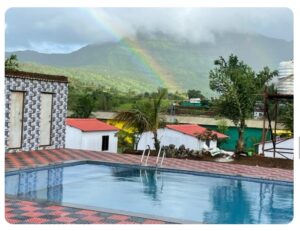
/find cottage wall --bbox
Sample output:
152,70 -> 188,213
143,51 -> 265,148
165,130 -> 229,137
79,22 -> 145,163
65,126 -> 83,150
137,128 -> 212,151
81,131 -> 118,152
5,74 -> 68,151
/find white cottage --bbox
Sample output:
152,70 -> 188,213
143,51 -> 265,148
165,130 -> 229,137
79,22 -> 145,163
65,118 -> 119,152
137,124 -> 227,151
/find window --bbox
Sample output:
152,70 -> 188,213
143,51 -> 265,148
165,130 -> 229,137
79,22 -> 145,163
102,135 -> 109,151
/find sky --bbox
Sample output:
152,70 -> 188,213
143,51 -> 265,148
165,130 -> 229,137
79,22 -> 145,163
5,7 -> 293,53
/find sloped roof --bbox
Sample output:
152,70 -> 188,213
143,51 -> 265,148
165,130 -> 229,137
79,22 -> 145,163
166,124 -> 228,139
66,118 -> 119,132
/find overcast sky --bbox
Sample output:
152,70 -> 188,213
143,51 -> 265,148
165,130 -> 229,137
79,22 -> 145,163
5,7 -> 293,53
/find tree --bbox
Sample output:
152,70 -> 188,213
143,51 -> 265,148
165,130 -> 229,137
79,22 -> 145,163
187,89 -> 205,100
113,88 -> 167,151
209,55 -> 277,153
280,102 -> 293,134
5,54 -> 19,71
70,92 -> 95,118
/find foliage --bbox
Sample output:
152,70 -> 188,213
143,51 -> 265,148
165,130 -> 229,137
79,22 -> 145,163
280,102 -> 293,134
5,54 -> 19,71
209,54 -> 277,153
70,92 -> 95,118
216,119 -> 229,134
164,144 -> 203,159
187,89 -> 205,100
195,129 -> 218,141
113,88 -> 167,151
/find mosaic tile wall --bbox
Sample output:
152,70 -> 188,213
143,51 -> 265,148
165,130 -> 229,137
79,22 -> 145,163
5,77 -> 68,152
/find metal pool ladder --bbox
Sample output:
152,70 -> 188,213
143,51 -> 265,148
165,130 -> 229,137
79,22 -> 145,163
156,146 -> 166,167
141,145 -> 151,166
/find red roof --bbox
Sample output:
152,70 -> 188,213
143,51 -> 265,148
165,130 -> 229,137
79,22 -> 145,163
66,118 -> 119,132
166,124 -> 228,139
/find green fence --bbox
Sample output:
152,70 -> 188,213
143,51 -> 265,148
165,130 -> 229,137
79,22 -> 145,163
203,125 -> 271,152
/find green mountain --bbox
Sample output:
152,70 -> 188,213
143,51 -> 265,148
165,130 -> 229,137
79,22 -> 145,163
6,32 -> 293,95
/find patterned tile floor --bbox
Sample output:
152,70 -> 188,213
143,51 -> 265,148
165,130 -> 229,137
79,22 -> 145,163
5,148 -> 293,224
5,198 -> 169,224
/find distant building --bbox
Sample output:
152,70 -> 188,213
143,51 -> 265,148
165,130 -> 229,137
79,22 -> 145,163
189,98 -> 201,104
137,124 -> 227,151
276,60 -> 294,95
65,118 -> 119,152
179,98 -> 202,108
5,71 -> 68,152
253,101 -> 264,119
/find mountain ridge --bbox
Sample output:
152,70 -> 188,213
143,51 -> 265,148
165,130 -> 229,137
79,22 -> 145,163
6,32 -> 293,94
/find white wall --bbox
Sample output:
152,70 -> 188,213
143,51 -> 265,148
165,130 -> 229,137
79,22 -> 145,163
65,126 -> 82,149
258,138 -> 293,159
65,125 -> 118,153
137,128 -> 217,151
81,131 -> 118,153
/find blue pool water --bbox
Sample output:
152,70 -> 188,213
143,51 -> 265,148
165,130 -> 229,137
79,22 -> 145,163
5,163 -> 293,224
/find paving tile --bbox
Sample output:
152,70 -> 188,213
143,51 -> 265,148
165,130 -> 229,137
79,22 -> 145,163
67,213 -> 87,219
39,214 -> 60,220
22,212 -> 45,218
54,216 -> 77,223
83,215 -> 104,222
75,210 -> 98,216
108,214 -> 131,221
126,216 -> 146,223
5,218 -> 21,224
10,215 -> 31,221
101,218 -> 119,224
73,219 -> 93,224
23,217 -> 48,224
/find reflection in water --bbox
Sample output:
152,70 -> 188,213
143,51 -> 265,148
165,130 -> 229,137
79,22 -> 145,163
203,180 -> 252,223
111,167 -> 163,201
203,180 -> 293,224
6,167 -> 63,202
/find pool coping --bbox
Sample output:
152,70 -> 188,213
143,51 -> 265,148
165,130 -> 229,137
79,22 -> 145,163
5,159 -> 294,185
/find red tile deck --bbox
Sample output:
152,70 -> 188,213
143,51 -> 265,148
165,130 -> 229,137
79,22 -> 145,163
5,148 -> 293,224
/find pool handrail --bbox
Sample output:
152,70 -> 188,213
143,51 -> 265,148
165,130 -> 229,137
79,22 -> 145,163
141,145 -> 151,166
156,146 -> 166,167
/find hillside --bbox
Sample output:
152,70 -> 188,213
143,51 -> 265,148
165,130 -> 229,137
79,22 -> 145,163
6,32 -> 293,95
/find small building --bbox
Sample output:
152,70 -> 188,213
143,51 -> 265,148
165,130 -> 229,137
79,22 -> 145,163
257,138 -> 293,159
65,118 -> 119,152
179,98 -> 202,108
5,70 -> 68,152
137,124 -> 227,151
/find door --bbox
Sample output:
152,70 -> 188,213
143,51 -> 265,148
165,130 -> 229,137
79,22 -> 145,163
8,91 -> 24,148
102,135 -> 109,151
40,93 -> 53,146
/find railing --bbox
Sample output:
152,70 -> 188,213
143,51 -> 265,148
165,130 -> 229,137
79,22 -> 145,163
156,146 -> 166,167
140,145 -> 151,166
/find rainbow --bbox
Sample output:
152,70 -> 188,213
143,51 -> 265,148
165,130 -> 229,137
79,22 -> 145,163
81,8 -> 180,91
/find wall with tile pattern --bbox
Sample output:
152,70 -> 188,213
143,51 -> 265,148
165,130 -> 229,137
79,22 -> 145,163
5,76 -> 68,152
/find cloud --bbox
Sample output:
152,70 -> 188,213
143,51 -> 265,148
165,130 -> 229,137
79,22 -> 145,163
5,7 -> 293,53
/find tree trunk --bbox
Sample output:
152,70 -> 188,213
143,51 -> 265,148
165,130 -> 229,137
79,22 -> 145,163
153,130 -> 160,152
134,134 -> 141,150
236,121 -> 245,154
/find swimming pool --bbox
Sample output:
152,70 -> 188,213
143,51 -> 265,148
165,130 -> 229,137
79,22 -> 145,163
5,161 -> 293,224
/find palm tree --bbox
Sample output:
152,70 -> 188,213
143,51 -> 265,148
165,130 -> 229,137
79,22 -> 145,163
113,88 -> 167,151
